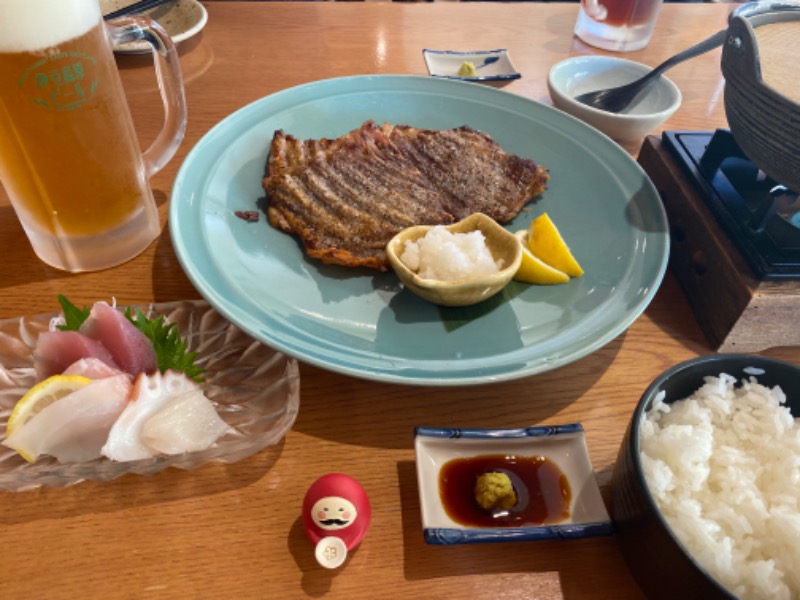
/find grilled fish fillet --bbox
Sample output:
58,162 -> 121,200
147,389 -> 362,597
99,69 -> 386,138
263,120 -> 549,270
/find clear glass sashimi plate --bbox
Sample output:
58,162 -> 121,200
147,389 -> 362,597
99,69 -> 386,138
0,299 -> 300,492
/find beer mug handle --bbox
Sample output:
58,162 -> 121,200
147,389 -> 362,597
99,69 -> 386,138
106,17 -> 187,178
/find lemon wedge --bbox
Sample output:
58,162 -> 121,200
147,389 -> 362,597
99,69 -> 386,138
6,375 -> 92,461
513,231 -> 570,285
527,213 -> 584,278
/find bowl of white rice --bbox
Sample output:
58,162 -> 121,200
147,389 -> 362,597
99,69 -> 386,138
386,212 -> 522,307
611,354 -> 800,600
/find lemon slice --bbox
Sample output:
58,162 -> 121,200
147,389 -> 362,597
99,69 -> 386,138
6,375 -> 92,460
513,231 -> 570,285
527,213 -> 584,278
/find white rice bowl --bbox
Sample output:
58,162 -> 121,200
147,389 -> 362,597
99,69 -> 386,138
640,373 -> 800,600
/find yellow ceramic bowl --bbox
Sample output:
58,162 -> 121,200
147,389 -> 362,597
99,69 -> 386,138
386,213 -> 522,307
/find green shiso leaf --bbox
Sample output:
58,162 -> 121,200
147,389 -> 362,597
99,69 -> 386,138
56,294 -> 91,331
125,307 -> 205,383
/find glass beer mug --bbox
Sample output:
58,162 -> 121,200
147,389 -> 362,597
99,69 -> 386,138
0,0 -> 186,272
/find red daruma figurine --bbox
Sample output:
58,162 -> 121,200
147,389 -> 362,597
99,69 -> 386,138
302,473 -> 371,569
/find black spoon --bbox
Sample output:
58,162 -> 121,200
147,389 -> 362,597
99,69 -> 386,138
573,29 -> 727,114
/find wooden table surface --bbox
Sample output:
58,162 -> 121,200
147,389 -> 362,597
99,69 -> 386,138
2,2 -> 798,598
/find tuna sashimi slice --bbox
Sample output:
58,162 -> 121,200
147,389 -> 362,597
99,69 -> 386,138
141,389 -> 230,455
79,301 -> 158,377
102,370 -> 199,462
33,330 -> 119,380
2,374 -> 132,463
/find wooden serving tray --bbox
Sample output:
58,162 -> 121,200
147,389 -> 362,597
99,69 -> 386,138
638,134 -> 800,353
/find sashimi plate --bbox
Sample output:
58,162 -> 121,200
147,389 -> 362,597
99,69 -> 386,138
0,300 -> 300,492
170,75 -> 669,386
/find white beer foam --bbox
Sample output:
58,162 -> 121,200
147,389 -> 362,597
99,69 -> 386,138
0,0 -> 100,53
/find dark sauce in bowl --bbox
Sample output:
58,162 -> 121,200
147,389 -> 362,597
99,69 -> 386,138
439,454 -> 571,527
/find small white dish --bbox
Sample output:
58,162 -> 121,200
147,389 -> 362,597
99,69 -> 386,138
102,0 -> 208,54
423,49 -> 521,84
547,55 -> 681,142
386,213 -> 523,308
414,425 -> 612,544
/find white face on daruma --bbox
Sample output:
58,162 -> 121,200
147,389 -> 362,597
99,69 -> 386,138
311,496 -> 358,531
0,0 -> 99,53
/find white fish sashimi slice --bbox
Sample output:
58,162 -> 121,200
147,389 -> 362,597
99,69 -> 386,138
62,357 -> 128,380
2,374 -> 132,463
102,370 -> 199,462
140,389 -> 230,455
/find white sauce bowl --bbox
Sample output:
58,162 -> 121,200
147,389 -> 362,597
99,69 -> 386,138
547,55 -> 682,142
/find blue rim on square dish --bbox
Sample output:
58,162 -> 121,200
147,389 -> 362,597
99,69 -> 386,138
414,425 -> 613,544
423,49 -> 522,82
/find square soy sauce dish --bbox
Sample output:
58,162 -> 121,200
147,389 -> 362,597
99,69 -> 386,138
423,49 -> 521,84
414,425 -> 612,544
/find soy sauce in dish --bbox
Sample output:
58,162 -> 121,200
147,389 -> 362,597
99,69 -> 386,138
439,454 -> 571,527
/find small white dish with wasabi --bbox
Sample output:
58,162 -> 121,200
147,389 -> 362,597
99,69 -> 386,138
423,49 -> 521,83
414,425 -> 612,544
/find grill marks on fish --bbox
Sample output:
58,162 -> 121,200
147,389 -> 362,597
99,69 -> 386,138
262,120 -> 549,270
389,125 -> 542,223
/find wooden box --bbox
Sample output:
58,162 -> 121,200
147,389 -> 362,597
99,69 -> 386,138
637,135 -> 800,352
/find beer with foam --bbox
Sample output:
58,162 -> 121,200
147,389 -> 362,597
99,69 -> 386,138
0,0 -> 184,271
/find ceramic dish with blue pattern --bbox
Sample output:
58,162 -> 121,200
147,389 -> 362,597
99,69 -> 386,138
423,49 -> 521,83
414,425 -> 612,544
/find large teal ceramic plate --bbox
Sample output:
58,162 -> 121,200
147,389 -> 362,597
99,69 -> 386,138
170,75 -> 668,386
